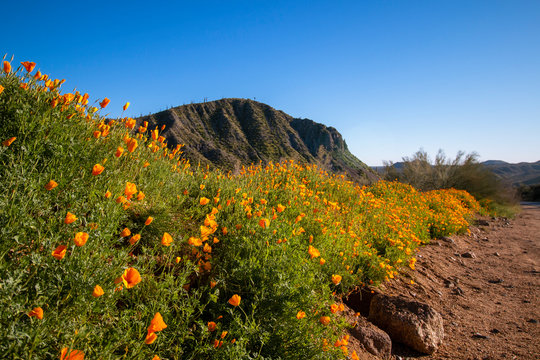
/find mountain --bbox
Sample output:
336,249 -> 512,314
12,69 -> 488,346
136,98 -> 377,183
481,160 -> 540,185
373,160 -> 540,186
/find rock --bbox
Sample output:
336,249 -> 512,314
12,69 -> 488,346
488,278 -> 503,284
349,317 -> 392,359
475,219 -> 490,226
441,236 -> 455,244
527,319 -> 537,324
494,252 -> 500,257
368,294 -> 444,354
453,287 -> 464,296
472,333 -> 489,339
461,251 -> 477,259
490,328 -> 500,334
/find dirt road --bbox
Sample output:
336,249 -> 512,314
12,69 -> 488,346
380,203 -> 540,359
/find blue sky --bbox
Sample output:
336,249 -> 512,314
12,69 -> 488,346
4,0 -> 540,165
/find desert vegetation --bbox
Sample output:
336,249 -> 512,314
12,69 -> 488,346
382,149 -> 519,217
1,57 -> 489,359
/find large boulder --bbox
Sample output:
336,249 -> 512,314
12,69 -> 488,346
368,294 -> 444,354
349,316 -> 392,359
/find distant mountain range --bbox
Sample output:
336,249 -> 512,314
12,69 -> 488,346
481,160 -> 540,185
136,98 -> 377,183
374,160 -> 540,186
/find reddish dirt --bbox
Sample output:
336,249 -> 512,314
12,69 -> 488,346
348,203 -> 540,360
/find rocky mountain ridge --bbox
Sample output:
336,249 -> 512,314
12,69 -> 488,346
137,98 -> 377,183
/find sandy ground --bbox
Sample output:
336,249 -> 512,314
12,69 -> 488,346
351,203 -> 540,360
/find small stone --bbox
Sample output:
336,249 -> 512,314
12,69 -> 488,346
472,333 -> 489,339
453,287 -> 464,296
527,319 -> 537,324
494,252 -> 500,257
490,328 -> 500,334
462,251 -> 477,259
488,279 -> 503,284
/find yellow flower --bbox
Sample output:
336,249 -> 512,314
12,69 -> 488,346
123,102 -> 130,111
92,285 -> 104,297
73,232 -> 89,247
296,310 -> 306,319
104,190 -> 112,198
0,85 -> 4,94
44,180 -> 58,190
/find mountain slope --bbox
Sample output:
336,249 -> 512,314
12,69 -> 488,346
137,98 -> 377,183
481,160 -> 540,185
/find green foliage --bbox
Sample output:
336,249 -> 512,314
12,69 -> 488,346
1,60 -> 483,359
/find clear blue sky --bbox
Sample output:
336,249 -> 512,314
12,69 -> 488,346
4,0 -> 540,165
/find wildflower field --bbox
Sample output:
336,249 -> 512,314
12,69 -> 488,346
0,57 -> 482,359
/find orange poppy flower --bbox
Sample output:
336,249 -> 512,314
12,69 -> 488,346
331,274 -> 342,285
137,191 -> 145,201
104,190 -> 112,198
123,102 -> 130,111
28,307 -> 44,319
129,234 -> 141,245
64,212 -> 77,224
2,137 -> 16,147
92,131 -> 101,139
120,228 -> 131,237
52,245 -> 67,260
60,348 -> 84,360
319,258 -> 326,265
145,332 -> 157,344
148,312 -> 167,333
188,237 -> 202,246
92,164 -> 104,176
228,294 -> 241,307
3,61 -> 11,74
203,243 -> 212,253
308,245 -> 320,259
207,321 -> 217,332
92,285 -> 104,297
124,182 -> 137,199
144,216 -> 153,225
99,98 -> 110,108
161,232 -> 173,246
121,267 -> 141,288
152,356 -> 160,360
319,316 -> 331,326
0,85 -> 4,94
200,197 -> 210,205
45,180 -> 58,190
74,232 -> 89,247
296,310 -> 306,319
258,218 -> 270,229
115,146 -> 124,157
277,204 -> 286,213
220,330 -> 228,339
20,61 -> 36,72
127,138 -> 138,152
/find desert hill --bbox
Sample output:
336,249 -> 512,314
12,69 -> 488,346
136,98 -> 377,183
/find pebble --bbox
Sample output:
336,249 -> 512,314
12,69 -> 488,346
488,278 -> 503,284
527,319 -> 537,324
472,333 -> 489,339
462,251 -> 477,259
494,252 -> 500,257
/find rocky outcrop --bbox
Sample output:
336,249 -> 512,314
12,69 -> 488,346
368,294 -> 444,354
350,316 -> 392,359
136,98 -> 377,183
